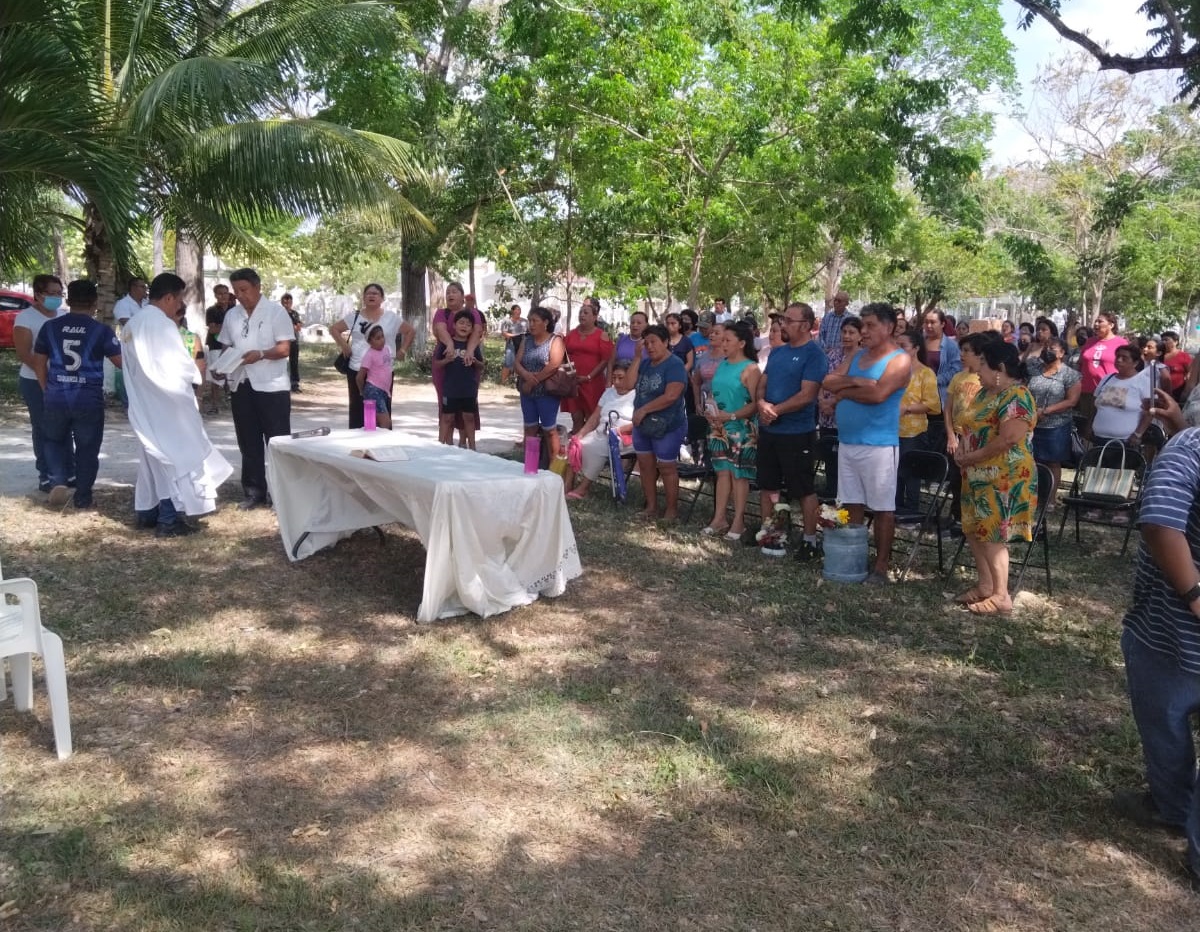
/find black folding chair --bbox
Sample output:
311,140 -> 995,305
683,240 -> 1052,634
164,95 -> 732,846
679,436 -> 716,524
892,450 -> 951,581
1056,441 -> 1146,557
816,431 -> 839,503
946,462 -> 1056,596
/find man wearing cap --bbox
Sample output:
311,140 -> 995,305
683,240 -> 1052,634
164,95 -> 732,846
693,311 -> 716,358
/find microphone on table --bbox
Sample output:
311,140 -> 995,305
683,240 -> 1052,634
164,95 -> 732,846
290,426 -> 331,439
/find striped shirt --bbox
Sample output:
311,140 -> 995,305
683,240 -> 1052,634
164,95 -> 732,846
1123,428 -> 1200,674
818,312 -> 847,354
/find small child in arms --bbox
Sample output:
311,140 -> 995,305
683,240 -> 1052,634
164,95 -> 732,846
356,324 -> 394,429
434,310 -> 483,448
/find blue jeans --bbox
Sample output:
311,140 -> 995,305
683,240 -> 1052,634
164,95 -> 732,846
19,376 -> 75,484
1122,627 -> 1200,873
137,498 -> 179,529
520,392 -> 561,430
41,405 -> 103,505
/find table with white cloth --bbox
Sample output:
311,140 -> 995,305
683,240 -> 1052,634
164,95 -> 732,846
266,430 -> 582,623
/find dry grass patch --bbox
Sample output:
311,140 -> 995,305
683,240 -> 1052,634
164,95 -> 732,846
1,377 -> 1199,929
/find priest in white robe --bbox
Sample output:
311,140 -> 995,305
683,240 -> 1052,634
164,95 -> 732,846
122,273 -> 233,536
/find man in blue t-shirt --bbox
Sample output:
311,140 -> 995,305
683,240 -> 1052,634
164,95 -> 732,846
33,279 -> 122,509
754,302 -> 829,560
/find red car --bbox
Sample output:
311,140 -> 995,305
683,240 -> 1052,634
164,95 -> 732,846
0,290 -> 35,349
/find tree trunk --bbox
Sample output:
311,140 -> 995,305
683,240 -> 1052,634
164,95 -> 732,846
175,228 -> 204,316
688,220 -> 708,310
153,216 -> 165,275
401,236 -> 429,357
820,242 -> 846,302
83,201 -> 118,322
52,224 -> 69,283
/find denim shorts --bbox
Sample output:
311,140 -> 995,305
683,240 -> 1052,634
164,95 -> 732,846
1032,422 -> 1070,464
520,392 -> 561,429
362,381 -> 391,413
632,422 -> 687,462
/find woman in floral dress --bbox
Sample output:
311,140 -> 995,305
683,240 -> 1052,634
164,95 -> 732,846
701,321 -> 761,540
953,340 -> 1038,617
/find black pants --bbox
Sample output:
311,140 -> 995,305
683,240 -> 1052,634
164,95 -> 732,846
231,384 -> 291,498
346,370 -> 364,429
288,339 -> 300,388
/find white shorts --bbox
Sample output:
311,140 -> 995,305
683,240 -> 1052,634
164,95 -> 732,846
837,443 -> 899,512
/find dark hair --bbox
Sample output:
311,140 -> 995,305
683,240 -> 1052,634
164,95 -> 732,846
1163,330 -> 1180,343
923,307 -> 946,324
229,267 -> 261,287
213,283 -> 229,293
366,324 -> 384,340
665,312 -> 682,327
363,283 -> 385,298
961,331 -> 1002,354
127,277 -> 147,291
1019,322 -> 1034,336
726,321 -> 754,358
860,301 -> 897,328
840,315 -> 863,333
281,292 -> 293,302
32,274 -> 62,295
899,326 -> 927,366
445,281 -> 464,297
785,301 -> 815,321
148,272 -> 186,301
590,296 -> 601,315
528,306 -> 555,328
1044,337 -> 1068,357
980,339 -> 1023,379
643,324 -> 669,343
629,311 -> 649,325
510,304 -> 521,314
66,279 -> 98,306
680,308 -> 698,331
1074,325 -> 1092,343
1035,317 -> 1059,338
452,309 -> 474,326
1115,344 -> 1139,364
1094,311 -> 1119,329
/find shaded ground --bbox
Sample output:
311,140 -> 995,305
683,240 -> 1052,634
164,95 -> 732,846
0,348 -> 1197,931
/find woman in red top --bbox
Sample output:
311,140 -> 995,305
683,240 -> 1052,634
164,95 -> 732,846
562,299 -> 614,431
1077,311 -> 1127,427
1161,330 -> 1192,400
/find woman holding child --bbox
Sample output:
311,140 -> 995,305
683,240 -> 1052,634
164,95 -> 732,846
330,283 -> 413,429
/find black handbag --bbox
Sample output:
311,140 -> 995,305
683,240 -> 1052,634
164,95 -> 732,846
639,412 -> 672,439
332,309 -> 360,374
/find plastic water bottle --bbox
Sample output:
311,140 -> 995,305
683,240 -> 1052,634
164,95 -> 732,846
524,436 -> 540,474
363,399 -> 377,431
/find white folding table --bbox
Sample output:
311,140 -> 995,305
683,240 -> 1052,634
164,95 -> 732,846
266,430 -> 582,622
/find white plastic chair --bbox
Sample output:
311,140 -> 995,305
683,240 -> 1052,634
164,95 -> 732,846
0,565 -> 72,759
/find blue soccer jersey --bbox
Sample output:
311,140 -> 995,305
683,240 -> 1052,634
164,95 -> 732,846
34,313 -> 121,410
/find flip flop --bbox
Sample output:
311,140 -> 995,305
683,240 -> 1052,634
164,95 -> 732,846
955,588 -> 990,605
565,490 -> 585,500
724,530 -> 745,542
967,596 -> 1012,616
701,525 -> 730,537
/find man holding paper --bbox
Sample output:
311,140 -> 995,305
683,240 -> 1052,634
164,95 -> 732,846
122,273 -> 233,537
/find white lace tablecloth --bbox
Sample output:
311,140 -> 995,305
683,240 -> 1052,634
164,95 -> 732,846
267,430 -> 581,622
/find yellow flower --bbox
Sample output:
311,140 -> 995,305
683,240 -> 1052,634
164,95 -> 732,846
836,509 -> 849,525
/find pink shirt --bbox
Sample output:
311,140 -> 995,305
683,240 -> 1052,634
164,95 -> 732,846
1079,335 -> 1128,394
360,346 -> 394,392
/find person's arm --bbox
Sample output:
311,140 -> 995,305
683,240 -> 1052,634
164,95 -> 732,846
1149,388 -> 1187,436
943,392 -> 960,454
633,380 -> 685,423
683,347 -> 694,374
32,352 -> 48,390
397,320 -> 415,359
244,338 -> 291,366
715,365 -> 762,423
584,338 -> 612,385
109,353 -> 123,371
14,325 -> 37,370
1186,354 -> 1200,397
832,353 -> 912,404
904,371 -> 939,417
431,313 -> 454,353
954,413 -> 1030,467
330,319 -> 352,358
1042,379 -> 1082,417
464,313 -> 484,360
578,403 -> 603,438
1143,524 -> 1200,619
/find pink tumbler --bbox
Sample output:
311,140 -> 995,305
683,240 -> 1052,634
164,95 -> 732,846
363,399 -> 377,431
524,436 -> 540,474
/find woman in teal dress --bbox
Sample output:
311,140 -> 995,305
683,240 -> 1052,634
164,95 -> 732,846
702,321 -> 762,540
953,341 -> 1038,617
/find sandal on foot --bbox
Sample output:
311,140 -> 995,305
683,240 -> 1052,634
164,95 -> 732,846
565,490 -> 585,500
701,524 -> 730,537
967,596 -> 1012,616
955,587 -> 990,605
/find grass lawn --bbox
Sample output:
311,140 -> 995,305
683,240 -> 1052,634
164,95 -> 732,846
0,345 -> 1197,930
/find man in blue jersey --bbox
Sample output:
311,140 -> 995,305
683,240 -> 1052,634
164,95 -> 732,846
822,303 -> 911,584
32,279 -> 122,509
754,302 -> 828,560
1112,427 -> 1200,889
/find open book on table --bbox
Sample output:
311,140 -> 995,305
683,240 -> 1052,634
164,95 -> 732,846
349,445 -> 410,462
